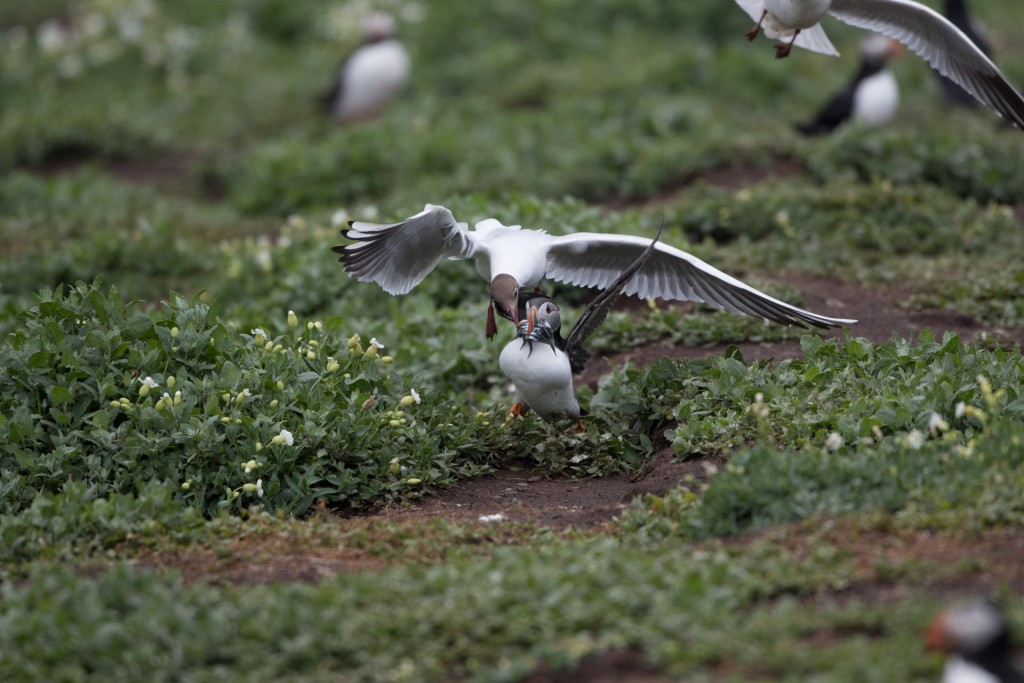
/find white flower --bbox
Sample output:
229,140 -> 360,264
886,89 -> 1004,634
140,376 -> 159,389
256,479 -> 264,498
37,20 -> 66,54
369,337 -> 385,349
955,401 -> 967,418
331,209 -> 348,227
410,388 -> 420,404
928,412 -> 949,435
255,249 -> 272,272
906,429 -> 925,450
825,432 -> 844,452
478,513 -> 504,523
251,328 -> 267,338
272,429 -> 294,446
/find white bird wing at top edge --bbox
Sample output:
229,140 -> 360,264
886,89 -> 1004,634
336,204 -> 474,295
829,0 -> 1024,128
545,232 -> 856,329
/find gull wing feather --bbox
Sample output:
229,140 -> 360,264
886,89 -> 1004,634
546,232 -> 855,329
829,0 -> 1024,128
565,220 -> 665,355
794,24 -> 841,57
332,204 -> 475,295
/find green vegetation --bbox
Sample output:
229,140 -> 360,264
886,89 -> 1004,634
2,0 -> 1024,680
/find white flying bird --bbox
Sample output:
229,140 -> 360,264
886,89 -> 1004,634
333,204 -> 856,338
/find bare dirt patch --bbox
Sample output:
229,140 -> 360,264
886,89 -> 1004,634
518,649 -> 673,683
384,451 -> 724,530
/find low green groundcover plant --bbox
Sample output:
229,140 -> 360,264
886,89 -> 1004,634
606,333 -> 1024,539
0,281 -> 504,518
0,537 -> 958,682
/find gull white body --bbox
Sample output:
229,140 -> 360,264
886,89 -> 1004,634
736,0 -> 839,55
499,339 -> 578,419
733,0 -> 1024,128
467,219 -> 551,287
331,39 -> 410,124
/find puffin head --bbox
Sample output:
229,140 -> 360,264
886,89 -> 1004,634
860,33 -> 902,66
526,297 -> 561,335
363,12 -> 397,42
925,600 -> 1014,663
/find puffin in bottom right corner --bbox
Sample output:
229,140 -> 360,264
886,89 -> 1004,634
926,600 -> 1023,683
796,33 -> 902,136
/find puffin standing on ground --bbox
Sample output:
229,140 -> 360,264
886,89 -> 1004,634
926,601 -> 1023,683
333,204 -> 856,339
500,226 -> 663,421
797,34 -> 901,136
732,0 -> 1024,129
936,0 -> 991,108
321,13 -> 410,125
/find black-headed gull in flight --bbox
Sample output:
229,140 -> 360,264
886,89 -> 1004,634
321,12 -> 410,125
797,34 -> 902,135
333,204 -> 856,338
734,0 -> 1024,128
500,225 -> 663,422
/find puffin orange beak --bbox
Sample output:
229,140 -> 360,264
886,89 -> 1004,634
924,613 -> 950,653
526,305 -> 536,334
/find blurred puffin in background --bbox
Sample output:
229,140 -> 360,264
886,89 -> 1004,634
926,600 -> 1023,683
796,33 -> 902,136
322,12 -> 410,125
935,0 -> 991,108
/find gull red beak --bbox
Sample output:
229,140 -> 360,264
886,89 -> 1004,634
511,303 -> 520,325
526,305 -> 536,334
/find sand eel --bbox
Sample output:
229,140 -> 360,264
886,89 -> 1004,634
926,601 -> 1023,683
499,224 -> 664,421
321,13 -> 410,125
733,0 -> 1024,129
333,204 -> 857,339
936,0 -> 991,108
797,34 -> 901,136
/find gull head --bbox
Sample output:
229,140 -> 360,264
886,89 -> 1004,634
489,274 -> 520,325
